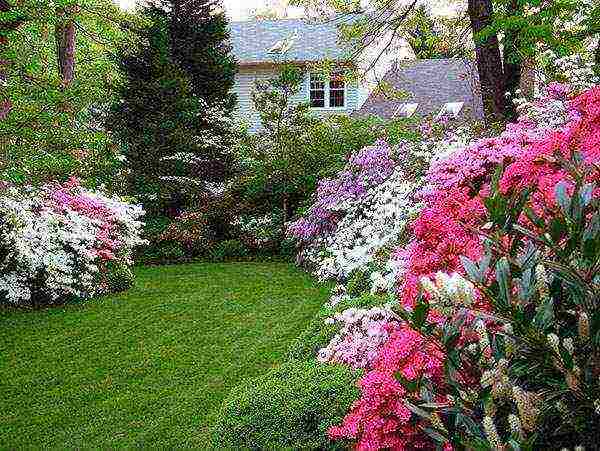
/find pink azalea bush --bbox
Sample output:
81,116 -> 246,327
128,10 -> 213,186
317,305 -> 400,369
327,84 -> 600,449
0,178 -> 146,306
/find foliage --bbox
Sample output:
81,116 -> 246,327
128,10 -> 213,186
0,262 -> 331,447
232,113 -> 418,230
405,4 -> 473,59
158,210 -> 216,257
346,267 -> 372,297
421,156 -> 599,449
243,63 -> 319,224
232,210 -> 285,252
211,359 -> 361,450
104,260 -> 135,293
327,83 -> 600,450
209,239 -> 249,262
0,0 -> 136,186
484,0 -> 599,61
0,178 -> 145,306
105,2 -> 235,215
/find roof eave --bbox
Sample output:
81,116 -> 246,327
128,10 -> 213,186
237,59 -> 355,69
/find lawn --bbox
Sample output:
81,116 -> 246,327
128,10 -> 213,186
0,262 -> 331,448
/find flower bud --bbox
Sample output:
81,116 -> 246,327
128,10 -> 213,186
563,337 -> 574,355
535,264 -> 550,301
483,416 -> 503,449
578,312 -> 590,340
508,414 -> 523,439
547,333 -> 560,354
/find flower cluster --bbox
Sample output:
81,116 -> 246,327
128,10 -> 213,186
317,304 -> 399,369
288,141 -> 397,244
328,324 -> 447,450
232,211 -> 283,248
290,124 -> 475,283
328,83 -> 600,449
541,50 -> 600,94
0,180 -> 145,306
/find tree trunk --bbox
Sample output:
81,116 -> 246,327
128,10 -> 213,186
467,0 -> 506,123
501,0 -> 522,120
55,5 -> 77,89
282,194 -> 288,226
519,57 -> 536,98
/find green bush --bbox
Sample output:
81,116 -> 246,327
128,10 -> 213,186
139,241 -> 186,263
346,268 -> 372,298
211,360 -> 360,450
209,239 -> 249,262
104,261 -> 135,293
287,293 -> 387,362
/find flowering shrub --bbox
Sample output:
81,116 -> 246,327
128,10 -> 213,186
231,211 -> 284,251
0,179 -> 145,306
289,125 -> 474,282
317,304 -> 400,369
159,210 -> 216,256
327,84 -> 600,450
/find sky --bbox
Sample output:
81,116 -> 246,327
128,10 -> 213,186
115,0 -> 303,21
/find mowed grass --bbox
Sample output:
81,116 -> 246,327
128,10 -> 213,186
0,262 -> 331,448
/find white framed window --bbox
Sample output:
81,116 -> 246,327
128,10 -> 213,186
309,72 -> 346,109
393,102 -> 418,118
435,101 -> 465,119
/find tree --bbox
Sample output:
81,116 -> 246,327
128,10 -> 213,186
166,0 -> 237,114
250,64 -> 313,224
405,4 -> 472,59
234,64 -> 337,226
0,0 -> 136,185
467,0 -> 507,121
106,2 -> 235,216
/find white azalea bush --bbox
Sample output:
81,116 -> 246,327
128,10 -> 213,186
289,124 -> 473,284
0,179 -> 146,306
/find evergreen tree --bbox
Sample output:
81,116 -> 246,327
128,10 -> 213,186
106,1 -> 236,216
167,0 -> 237,113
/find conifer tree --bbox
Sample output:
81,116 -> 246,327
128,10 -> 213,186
106,0 -> 237,216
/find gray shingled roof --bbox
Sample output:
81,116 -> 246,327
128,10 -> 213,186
357,58 -> 484,120
229,18 -> 353,65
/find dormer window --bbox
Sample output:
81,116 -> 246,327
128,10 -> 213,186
393,102 -> 418,118
309,72 -> 346,109
436,102 -> 464,119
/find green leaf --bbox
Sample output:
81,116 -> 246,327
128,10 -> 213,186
412,299 -> 429,330
404,400 -> 431,420
460,256 -> 483,283
423,427 -> 447,444
495,257 -> 511,308
533,296 -> 554,330
580,183 -> 595,207
554,182 -> 571,214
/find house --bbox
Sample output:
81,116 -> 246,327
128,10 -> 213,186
357,58 -> 484,121
229,18 -> 364,131
229,18 -> 484,130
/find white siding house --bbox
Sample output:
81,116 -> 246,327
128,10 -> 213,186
229,18 -> 362,132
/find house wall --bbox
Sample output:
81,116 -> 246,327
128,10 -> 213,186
233,66 -> 360,132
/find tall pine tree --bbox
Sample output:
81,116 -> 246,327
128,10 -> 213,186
106,0 -> 236,216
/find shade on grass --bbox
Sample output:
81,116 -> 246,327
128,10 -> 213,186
0,262 -> 331,448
